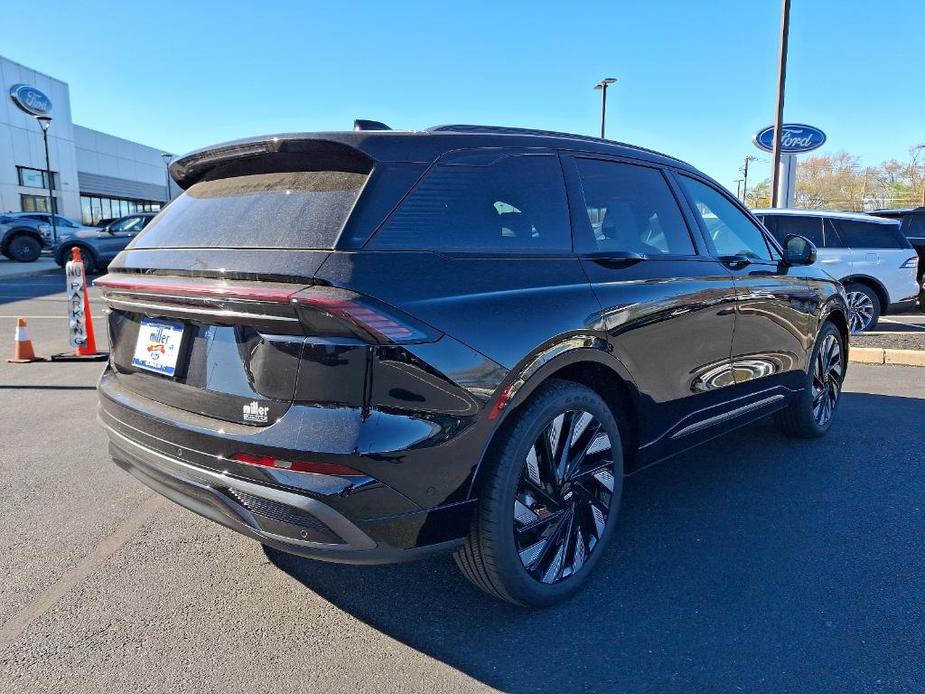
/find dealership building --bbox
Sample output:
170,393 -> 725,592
1,54 -> 175,226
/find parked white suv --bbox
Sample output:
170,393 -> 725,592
754,209 -> 919,332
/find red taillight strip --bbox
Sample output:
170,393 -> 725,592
94,275 -> 304,303
232,453 -> 363,477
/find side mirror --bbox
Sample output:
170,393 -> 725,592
782,234 -> 817,266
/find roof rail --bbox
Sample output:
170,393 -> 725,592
427,124 -> 686,164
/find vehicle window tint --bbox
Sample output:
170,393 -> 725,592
900,214 -> 925,239
828,219 -> 904,249
573,159 -> 694,256
771,215 -> 824,247
679,176 -> 772,261
370,155 -> 570,253
132,170 -> 367,250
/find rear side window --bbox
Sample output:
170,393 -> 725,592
132,170 -> 367,249
678,176 -> 772,261
900,213 -> 925,239
368,155 -> 570,253
573,159 -> 695,256
765,215 -> 824,247
827,219 -> 905,249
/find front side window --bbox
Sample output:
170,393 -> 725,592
679,176 -> 772,261
573,159 -> 695,256
369,155 -> 570,253
828,219 -> 905,249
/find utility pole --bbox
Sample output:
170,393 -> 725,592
734,179 -> 745,201
770,0 -> 791,208
593,77 -> 617,139
742,155 -> 757,205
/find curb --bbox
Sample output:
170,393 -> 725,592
849,347 -> 925,367
0,264 -> 60,281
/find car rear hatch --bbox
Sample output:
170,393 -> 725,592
97,136 -> 437,427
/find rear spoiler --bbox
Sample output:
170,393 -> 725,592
169,136 -> 375,190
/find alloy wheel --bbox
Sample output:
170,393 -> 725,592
846,291 -> 875,333
812,333 -> 843,426
513,410 -> 616,585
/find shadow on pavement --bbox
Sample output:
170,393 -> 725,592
266,392 -> 925,692
0,268 -> 68,306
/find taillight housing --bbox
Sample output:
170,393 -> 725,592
291,287 -> 442,344
901,256 -> 919,269
232,453 -> 364,477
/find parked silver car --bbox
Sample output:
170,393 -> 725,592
754,209 -> 919,332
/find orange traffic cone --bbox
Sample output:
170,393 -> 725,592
7,317 -> 45,363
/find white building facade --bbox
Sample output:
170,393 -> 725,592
1,55 -> 173,225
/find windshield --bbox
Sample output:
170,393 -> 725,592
131,170 -> 367,249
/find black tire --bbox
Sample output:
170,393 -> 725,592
844,282 -> 880,333
455,379 -> 623,607
59,245 -> 97,274
776,321 -> 845,438
6,234 -> 42,263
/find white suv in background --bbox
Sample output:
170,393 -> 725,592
754,209 -> 919,332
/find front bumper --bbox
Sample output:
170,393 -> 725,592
106,422 -> 467,564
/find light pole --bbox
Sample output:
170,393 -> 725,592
593,77 -> 617,139
770,0 -> 792,208
161,152 -> 174,207
34,114 -> 57,244
915,144 -> 925,207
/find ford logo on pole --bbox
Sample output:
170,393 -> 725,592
753,124 -> 826,154
9,84 -> 53,117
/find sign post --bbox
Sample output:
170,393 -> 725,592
50,248 -> 108,362
754,124 -> 827,208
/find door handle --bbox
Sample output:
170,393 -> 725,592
719,255 -> 752,269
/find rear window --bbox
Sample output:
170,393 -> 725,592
899,213 -> 925,239
131,170 -> 367,249
826,219 -> 905,249
368,154 -> 571,253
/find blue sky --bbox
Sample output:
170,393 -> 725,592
5,0 -> 923,193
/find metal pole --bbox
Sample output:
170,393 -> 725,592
770,0 -> 791,208
600,85 -> 607,139
40,125 -> 57,243
742,156 -> 751,203
164,165 -> 171,203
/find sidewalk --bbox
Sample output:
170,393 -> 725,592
0,257 -> 59,280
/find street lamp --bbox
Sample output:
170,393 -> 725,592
593,77 -> 617,139
161,152 -> 174,206
34,114 -> 57,244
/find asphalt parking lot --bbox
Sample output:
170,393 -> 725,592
0,270 -> 923,693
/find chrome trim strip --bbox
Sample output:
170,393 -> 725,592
670,394 -> 785,440
106,426 -> 376,550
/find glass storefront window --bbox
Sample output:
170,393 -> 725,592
79,194 -> 164,225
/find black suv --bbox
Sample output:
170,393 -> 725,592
97,124 -> 848,606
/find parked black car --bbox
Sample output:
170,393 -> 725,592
96,124 -> 849,606
54,212 -> 156,273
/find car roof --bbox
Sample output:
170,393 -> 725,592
752,208 -> 900,225
169,124 -> 701,190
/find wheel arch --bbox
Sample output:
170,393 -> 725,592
839,274 -> 889,312
55,241 -> 99,268
1,227 -> 43,253
467,345 -> 641,500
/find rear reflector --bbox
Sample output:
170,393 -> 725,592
232,453 -> 363,477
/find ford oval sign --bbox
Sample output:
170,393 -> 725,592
754,124 -> 826,154
9,84 -> 53,117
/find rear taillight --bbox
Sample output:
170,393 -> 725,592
291,287 -> 441,344
232,453 -> 363,477
901,256 -> 918,269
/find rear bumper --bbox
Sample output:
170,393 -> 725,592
886,297 -> 918,314
106,421 -> 467,564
